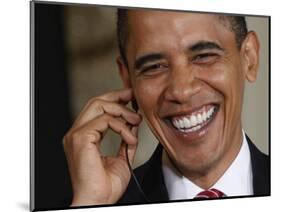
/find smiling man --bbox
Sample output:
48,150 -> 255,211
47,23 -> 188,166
63,9 -> 269,206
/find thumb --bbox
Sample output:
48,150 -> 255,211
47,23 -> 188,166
118,125 -> 139,166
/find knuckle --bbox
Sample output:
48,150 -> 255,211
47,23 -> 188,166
68,128 -> 101,145
91,130 -> 101,142
91,99 -> 107,114
101,90 -> 116,99
62,131 -> 72,146
107,116 -> 117,126
62,130 -> 81,151
63,130 -> 81,147
62,134 -> 68,147
86,97 -> 103,109
84,97 -> 95,108
89,98 -> 101,107
71,130 -> 82,143
102,113 -> 112,121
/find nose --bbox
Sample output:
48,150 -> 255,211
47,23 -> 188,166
164,64 -> 202,104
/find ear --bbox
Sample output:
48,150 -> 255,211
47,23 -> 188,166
116,56 -> 132,88
240,31 -> 260,83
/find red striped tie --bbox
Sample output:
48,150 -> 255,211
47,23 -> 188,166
194,188 -> 226,199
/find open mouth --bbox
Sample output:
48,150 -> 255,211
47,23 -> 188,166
166,104 -> 219,135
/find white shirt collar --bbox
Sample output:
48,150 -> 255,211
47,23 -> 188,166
162,131 -> 253,200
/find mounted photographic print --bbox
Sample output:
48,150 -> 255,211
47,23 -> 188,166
30,0 -> 270,211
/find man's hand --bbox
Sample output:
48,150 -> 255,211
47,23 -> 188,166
63,88 -> 142,206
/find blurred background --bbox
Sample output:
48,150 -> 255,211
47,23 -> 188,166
33,2 -> 269,210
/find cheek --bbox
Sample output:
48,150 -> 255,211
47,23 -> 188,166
133,78 -> 164,118
198,62 -> 245,104
133,78 -> 168,142
197,62 -> 245,140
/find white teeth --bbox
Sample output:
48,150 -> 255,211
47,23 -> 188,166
171,106 -> 216,131
179,119 -> 184,128
173,120 -> 179,129
175,120 -> 180,128
183,117 -> 191,128
190,115 -> 197,127
203,111 -> 207,122
207,107 -> 214,119
207,109 -> 211,119
197,113 -> 203,124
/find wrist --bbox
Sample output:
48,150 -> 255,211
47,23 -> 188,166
71,192 -> 109,207
71,196 -> 107,207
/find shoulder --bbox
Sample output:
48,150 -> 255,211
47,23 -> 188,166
246,135 -> 270,195
246,135 -> 269,168
118,145 -> 167,204
117,156 -> 154,204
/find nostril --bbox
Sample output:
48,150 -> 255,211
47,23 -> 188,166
163,81 -> 202,104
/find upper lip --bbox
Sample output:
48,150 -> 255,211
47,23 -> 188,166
160,103 -> 219,119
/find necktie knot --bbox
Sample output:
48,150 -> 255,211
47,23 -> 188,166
194,188 -> 226,199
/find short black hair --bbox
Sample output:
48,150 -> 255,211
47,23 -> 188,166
117,9 -> 248,67
117,9 -> 129,67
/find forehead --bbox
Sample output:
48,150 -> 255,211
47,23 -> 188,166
128,10 -> 221,26
126,10 -> 236,56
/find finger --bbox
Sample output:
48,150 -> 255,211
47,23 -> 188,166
72,89 -> 135,128
118,125 -> 139,165
97,88 -> 133,103
82,89 -> 133,116
102,102 -> 142,126
78,114 -> 138,147
131,125 -> 139,138
108,117 -> 138,146
74,100 -> 142,128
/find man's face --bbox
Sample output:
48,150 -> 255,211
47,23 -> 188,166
119,10 -> 258,177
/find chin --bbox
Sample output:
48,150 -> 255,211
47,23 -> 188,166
175,147 -> 222,176
157,103 -> 226,175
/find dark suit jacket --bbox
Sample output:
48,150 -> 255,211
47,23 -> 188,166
118,135 -> 270,204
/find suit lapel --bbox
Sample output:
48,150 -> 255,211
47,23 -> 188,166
142,136 -> 270,199
141,144 -> 169,202
119,135 -> 269,204
246,135 -> 270,196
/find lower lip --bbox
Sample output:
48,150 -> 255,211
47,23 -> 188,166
165,107 -> 219,141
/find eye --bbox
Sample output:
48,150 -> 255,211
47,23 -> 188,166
192,53 -> 219,64
139,63 -> 169,75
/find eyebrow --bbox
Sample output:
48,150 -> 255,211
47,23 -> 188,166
188,41 -> 225,52
134,53 -> 165,70
133,41 -> 224,70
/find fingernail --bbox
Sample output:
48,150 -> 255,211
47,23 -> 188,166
131,126 -> 139,138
